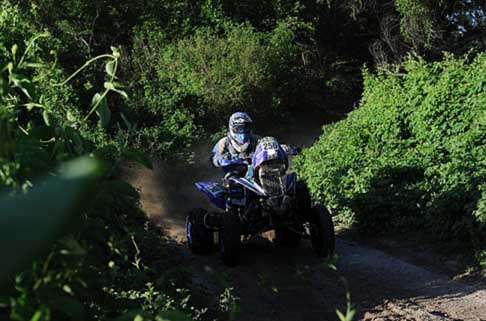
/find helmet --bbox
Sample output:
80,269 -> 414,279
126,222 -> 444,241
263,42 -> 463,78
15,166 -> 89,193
228,112 -> 253,152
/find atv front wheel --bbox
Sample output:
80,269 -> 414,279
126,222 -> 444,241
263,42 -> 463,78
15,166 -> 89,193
219,213 -> 241,266
310,205 -> 335,257
187,208 -> 214,254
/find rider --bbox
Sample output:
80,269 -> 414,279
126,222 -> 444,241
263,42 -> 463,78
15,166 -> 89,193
211,112 -> 260,169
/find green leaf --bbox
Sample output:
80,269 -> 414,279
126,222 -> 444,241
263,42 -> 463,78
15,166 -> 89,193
23,62 -> 47,69
111,46 -> 121,58
5,62 -> 13,74
95,97 -> 111,128
336,309 -> 346,321
104,82 -> 115,91
0,157 -> 102,286
347,310 -> 356,321
66,110 -> 76,122
117,89 -> 129,100
122,148 -> 153,169
43,110 -> 51,126
104,82 -> 129,100
112,81 -> 127,89
30,311 -> 43,321
91,92 -> 111,127
10,73 -> 34,99
105,60 -> 116,77
11,44 -> 18,59
91,92 -> 103,108
24,102 -> 44,110
116,89 -> 129,100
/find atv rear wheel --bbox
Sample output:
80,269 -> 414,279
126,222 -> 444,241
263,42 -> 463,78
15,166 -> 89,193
310,205 -> 335,257
219,213 -> 241,266
187,208 -> 214,254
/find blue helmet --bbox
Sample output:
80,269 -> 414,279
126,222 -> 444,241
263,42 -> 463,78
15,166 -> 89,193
228,112 -> 253,145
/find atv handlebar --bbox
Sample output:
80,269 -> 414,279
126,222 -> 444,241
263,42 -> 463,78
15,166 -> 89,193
281,144 -> 301,156
219,158 -> 247,167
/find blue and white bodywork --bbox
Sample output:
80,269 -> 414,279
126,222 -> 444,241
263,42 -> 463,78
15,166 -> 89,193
195,181 -> 226,210
252,138 -> 288,170
195,137 -> 297,210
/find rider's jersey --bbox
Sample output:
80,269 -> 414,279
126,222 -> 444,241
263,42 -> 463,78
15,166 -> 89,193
211,134 -> 260,167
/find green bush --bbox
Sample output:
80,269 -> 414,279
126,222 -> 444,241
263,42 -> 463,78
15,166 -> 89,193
296,53 -> 486,261
128,20 -> 306,157
0,1 -> 36,57
0,29 -> 206,320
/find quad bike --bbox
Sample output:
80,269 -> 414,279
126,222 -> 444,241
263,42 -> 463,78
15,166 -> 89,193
186,136 -> 335,266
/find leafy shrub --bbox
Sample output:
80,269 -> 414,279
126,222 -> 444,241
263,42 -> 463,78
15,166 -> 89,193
128,20 -> 306,157
295,53 -> 486,261
395,0 -> 436,49
0,1 -> 37,58
0,31 -> 206,320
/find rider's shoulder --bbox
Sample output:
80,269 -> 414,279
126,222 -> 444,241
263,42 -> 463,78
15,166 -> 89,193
214,137 -> 229,152
216,137 -> 228,145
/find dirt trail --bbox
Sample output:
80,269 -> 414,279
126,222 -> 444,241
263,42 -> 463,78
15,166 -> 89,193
125,158 -> 486,321
124,113 -> 485,321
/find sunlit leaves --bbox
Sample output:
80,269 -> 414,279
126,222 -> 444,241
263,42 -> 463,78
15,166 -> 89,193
91,92 -> 104,108
42,110 -> 51,126
111,46 -> 121,59
9,72 -> 35,100
296,53 -> 486,260
105,60 -> 116,78
23,62 -> 47,69
66,111 -> 76,122
336,291 -> 356,321
104,81 -> 129,100
11,44 -> 18,61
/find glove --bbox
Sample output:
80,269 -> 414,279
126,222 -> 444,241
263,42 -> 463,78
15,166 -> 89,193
281,145 -> 301,155
212,152 -> 231,167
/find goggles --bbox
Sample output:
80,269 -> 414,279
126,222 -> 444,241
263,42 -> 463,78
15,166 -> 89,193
232,123 -> 251,134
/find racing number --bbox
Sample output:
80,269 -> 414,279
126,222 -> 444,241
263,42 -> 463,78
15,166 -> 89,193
262,141 -> 279,151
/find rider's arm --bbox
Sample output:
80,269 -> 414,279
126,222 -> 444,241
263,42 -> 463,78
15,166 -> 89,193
210,138 -> 229,167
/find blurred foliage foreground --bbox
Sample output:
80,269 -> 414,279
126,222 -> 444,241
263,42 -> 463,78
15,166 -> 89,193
0,32 -> 222,321
296,53 -> 486,268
